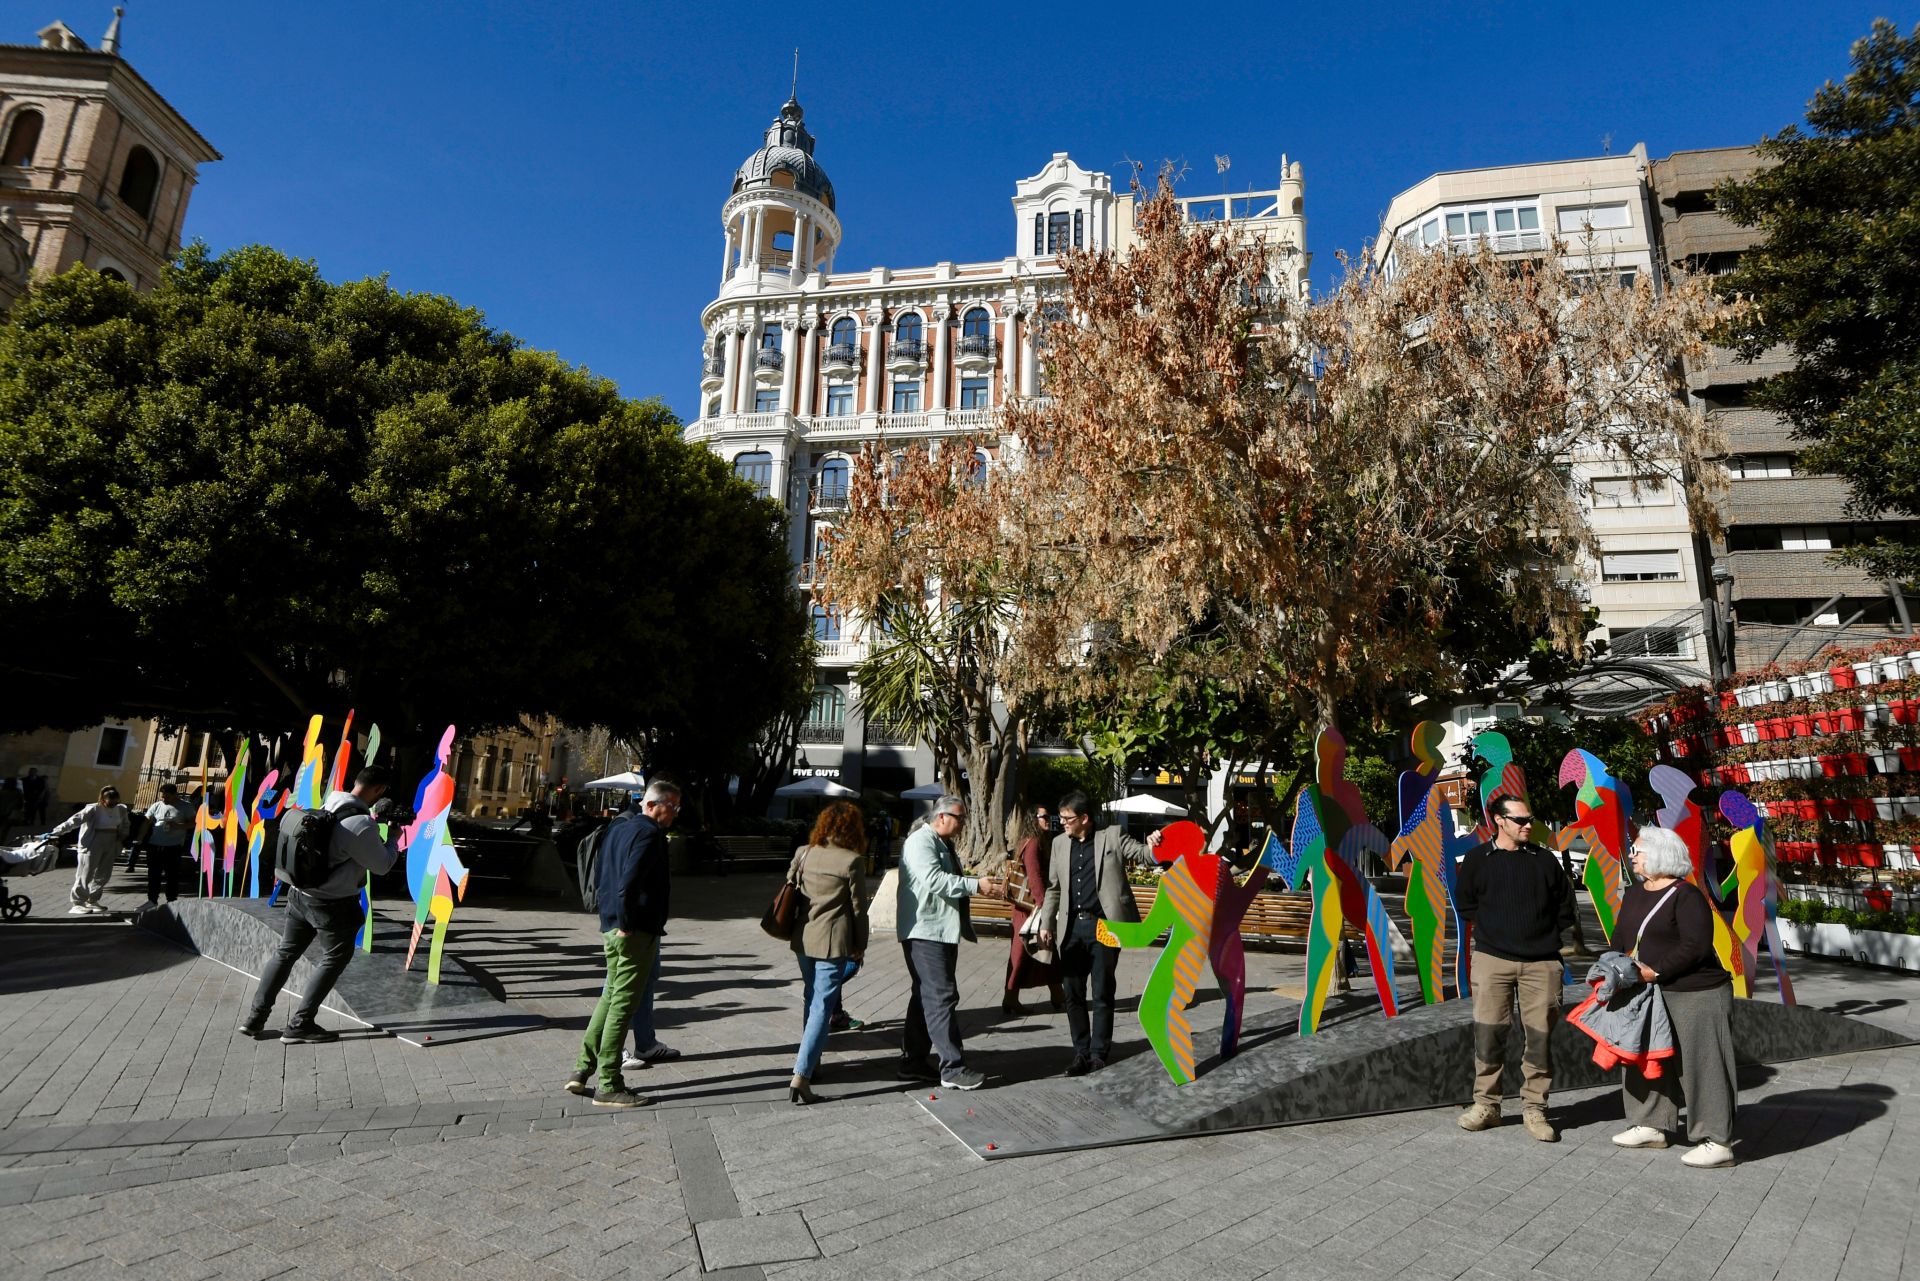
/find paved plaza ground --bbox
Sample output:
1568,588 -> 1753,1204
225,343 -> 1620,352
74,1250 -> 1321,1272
0,866 -> 1915,1281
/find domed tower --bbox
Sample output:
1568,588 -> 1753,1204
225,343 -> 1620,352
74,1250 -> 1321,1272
720,95 -> 840,297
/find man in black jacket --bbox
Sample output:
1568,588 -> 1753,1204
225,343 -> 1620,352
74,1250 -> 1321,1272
565,780 -> 679,1107
1454,794 -> 1577,1142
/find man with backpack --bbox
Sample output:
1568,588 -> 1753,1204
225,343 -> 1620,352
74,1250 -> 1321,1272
238,766 -> 402,1044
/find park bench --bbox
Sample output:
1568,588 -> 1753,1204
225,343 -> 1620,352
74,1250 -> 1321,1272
712,834 -> 793,871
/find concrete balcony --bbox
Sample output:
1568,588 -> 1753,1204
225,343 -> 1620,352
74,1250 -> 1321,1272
815,638 -> 869,666
887,338 -> 926,371
823,343 -> 860,373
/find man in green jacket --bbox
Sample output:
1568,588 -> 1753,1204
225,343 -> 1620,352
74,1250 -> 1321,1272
894,795 -> 1003,1090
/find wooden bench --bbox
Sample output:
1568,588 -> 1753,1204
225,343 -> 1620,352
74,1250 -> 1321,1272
713,835 -> 793,870
969,886 -> 1358,947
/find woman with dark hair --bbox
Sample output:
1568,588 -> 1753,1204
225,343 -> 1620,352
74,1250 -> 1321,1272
1003,805 -> 1065,1016
786,800 -> 869,1104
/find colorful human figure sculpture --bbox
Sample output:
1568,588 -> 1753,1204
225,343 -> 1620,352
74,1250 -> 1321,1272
402,725 -> 470,984
356,724 -> 381,953
1557,749 -> 1631,941
329,710 -> 356,794
1282,784 -> 1348,1036
1310,730 -> 1400,1018
1095,821 -> 1269,1084
196,753 -> 217,900
221,740 -> 249,897
1718,791 -> 1795,1005
1389,722 -> 1473,1004
245,769 -> 281,898
1649,764 -> 1747,997
1471,731 -> 1531,844
290,713 -> 326,813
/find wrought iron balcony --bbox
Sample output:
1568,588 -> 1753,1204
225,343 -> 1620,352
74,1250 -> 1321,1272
755,348 -> 785,372
823,342 -> 860,369
957,334 -> 996,359
810,485 -> 850,512
800,719 -> 845,744
867,720 -> 915,746
701,355 -> 725,382
888,338 -> 926,365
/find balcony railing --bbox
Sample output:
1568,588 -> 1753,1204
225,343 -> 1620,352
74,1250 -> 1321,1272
810,486 -> 850,512
801,719 -> 845,744
868,720 -> 915,746
880,411 -> 929,434
755,348 -> 785,372
957,333 -> 996,360
702,355 -> 725,379
888,338 -> 926,365
823,343 -> 860,369
816,638 -> 868,663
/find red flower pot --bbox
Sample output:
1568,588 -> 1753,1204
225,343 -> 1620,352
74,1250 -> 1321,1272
1865,887 -> 1893,910
1778,840 -> 1815,864
1832,663 -> 1858,690
1789,713 -> 1816,737
1834,706 -> 1866,732
1902,747 -> 1920,771
1893,699 -> 1919,726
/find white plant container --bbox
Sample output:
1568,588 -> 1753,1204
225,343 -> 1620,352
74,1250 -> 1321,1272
1853,929 -> 1920,972
1766,679 -> 1791,702
1739,723 -> 1759,744
1878,656 -> 1904,682
1876,797 -> 1899,820
1788,674 -> 1812,698
1907,649 -> 1920,678
1778,919 -> 1853,958
1737,684 -> 1763,707
1871,749 -> 1902,773
1865,701 -> 1892,727
1807,669 -> 1835,695
1854,662 -> 1880,687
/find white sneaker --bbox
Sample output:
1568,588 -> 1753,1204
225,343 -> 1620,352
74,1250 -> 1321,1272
619,1054 -> 652,1071
67,905 -> 91,915
1612,1126 -> 1668,1149
85,903 -> 107,914
1681,1141 -> 1735,1168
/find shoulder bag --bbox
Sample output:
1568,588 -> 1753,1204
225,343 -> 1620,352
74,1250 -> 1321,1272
760,845 -> 812,941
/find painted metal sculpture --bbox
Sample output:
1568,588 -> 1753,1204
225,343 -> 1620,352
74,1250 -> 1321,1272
1471,731 -> 1530,843
1389,721 -> 1472,1004
245,769 -> 281,898
1557,749 -> 1631,942
1650,764 -> 1747,997
1718,790 -> 1796,1005
1309,730 -> 1400,1019
401,725 -> 470,984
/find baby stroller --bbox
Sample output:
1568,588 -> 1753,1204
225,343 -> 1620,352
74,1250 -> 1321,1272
1,836 -> 61,920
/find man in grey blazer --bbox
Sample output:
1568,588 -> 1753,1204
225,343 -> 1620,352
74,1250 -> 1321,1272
1036,791 -> 1162,1074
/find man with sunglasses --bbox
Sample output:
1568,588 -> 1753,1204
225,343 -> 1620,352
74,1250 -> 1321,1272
1454,794 -> 1578,1142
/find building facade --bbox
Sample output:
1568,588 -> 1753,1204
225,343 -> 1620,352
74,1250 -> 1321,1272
687,95 -> 1311,793
1376,146 -> 1718,718
1648,147 -> 1914,671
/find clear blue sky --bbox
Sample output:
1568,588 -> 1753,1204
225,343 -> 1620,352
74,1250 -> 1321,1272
94,0 -> 1902,421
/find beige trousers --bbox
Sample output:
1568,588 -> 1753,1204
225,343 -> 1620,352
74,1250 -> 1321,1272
1471,953 -> 1563,1108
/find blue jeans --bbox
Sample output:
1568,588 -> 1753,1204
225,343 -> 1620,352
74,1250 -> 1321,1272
626,947 -> 663,1053
794,956 -> 859,1079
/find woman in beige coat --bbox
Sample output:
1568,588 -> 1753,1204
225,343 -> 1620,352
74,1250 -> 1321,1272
787,801 -> 869,1104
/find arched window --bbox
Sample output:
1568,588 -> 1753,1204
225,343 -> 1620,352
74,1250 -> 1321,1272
2,109 -> 42,167
118,146 -> 159,218
1046,210 -> 1070,253
809,685 -> 844,726
705,396 -> 720,419
97,267 -> 126,283
810,602 -> 841,642
830,315 -> 857,346
894,313 -> 922,346
817,457 -> 849,503
962,307 -> 991,339
760,322 -> 782,351
966,450 -> 990,488
732,450 -> 773,497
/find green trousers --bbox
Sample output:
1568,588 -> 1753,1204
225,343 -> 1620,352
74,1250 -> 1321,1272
576,929 -> 658,1091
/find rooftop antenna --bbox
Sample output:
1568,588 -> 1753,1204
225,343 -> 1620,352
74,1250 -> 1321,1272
791,47 -> 799,100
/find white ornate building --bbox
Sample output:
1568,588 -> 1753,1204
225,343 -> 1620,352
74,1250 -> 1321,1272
686,95 -> 1310,794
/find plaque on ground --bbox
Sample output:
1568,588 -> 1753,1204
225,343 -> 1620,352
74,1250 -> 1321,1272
135,898 -> 544,1047
920,988 -> 1914,1159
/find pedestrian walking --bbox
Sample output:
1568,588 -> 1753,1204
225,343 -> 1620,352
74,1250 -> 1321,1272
787,801 -> 869,1104
1035,791 -> 1162,1075
140,783 -> 194,904
567,780 -> 680,1107
1609,826 -> 1739,1168
895,794 -> 1004,1090
47,786 -> 129,914
1454,794 -> 1579,1141
1002,804 -> 1064,1017
238,767 -> 401,1043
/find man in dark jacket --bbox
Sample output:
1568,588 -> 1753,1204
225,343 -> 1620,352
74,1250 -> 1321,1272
566,780 -> 679,1107
1454,794 -> 1577,1142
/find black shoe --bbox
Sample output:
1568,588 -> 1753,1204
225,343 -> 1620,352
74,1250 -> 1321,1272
939,1066 -> 986,1091
1088,1057 -> 1108,1072
236,1020 -> 266,1040
828,1011 -> 864,1033
1064,1056 -> 1092,1077
563,1071 -> 591,1096
279,1024 -> 339,1044
592,1086 -> 649,1108
895,1058 -> 938,1082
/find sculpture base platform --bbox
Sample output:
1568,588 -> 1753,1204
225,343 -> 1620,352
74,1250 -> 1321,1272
134,898 -> 544,1048
920,987 -> 1913,1159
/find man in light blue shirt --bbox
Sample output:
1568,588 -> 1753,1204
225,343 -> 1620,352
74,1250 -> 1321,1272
895,795 -> 1004,1090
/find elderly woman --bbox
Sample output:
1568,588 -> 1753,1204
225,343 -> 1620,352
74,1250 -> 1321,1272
1610,826 -> 1738,1168
48,786 -> 130,915
787,800 -> 869,1105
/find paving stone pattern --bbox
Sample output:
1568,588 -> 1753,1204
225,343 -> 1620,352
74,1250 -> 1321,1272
0,867 -> 1915,1279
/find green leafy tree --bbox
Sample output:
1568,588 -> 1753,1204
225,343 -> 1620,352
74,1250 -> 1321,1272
1460,715 -> 1658,828
0,248 -> 808,772
1717,19 -> 1920,581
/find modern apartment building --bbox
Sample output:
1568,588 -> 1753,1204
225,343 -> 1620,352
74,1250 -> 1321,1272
687,94 -> 1311,793
1648,146 -> 1914,671
1376,145 -> 1715,718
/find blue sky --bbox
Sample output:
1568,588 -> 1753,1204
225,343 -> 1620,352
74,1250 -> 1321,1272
96,1 -> 1901,420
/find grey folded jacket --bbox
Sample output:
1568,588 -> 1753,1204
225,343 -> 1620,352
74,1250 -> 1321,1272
1567,950 -> 1678,1078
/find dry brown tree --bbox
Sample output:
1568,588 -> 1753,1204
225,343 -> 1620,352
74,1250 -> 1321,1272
999,171 -> 1732,733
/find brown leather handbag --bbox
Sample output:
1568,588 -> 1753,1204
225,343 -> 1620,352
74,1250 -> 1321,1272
760,847 -> 811,941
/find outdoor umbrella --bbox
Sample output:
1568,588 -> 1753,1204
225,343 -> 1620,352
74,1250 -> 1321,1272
772,776 -> 859,799
1106,793 -> 1188,817
583,771 -> 648,790
901,782 -> 948,800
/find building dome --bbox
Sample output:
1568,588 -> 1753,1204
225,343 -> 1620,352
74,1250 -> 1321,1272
732,96 -> 834,211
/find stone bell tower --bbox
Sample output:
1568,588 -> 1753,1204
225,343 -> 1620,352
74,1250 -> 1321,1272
0,9 -> 220,305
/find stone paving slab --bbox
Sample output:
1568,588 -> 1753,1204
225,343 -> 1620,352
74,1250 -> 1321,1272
696,1213 -> 820,1269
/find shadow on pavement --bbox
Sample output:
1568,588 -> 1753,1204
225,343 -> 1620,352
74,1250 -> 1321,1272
0,921 -> 197,995
1733,1081 -> 1896,1160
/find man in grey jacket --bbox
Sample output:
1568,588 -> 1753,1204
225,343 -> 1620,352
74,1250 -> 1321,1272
895,795 -> 1004,1090
1036,791 -> 1162,1074
239,767 -> 401,1044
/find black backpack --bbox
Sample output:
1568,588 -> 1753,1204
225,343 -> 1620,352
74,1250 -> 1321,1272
576,820 -> 613,911
275,802 -> 363,890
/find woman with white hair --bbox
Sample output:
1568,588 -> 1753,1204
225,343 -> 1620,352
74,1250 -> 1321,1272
1610,824 -> 1738,1168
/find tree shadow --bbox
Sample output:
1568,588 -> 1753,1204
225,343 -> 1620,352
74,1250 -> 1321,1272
0,922 -> 197,995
